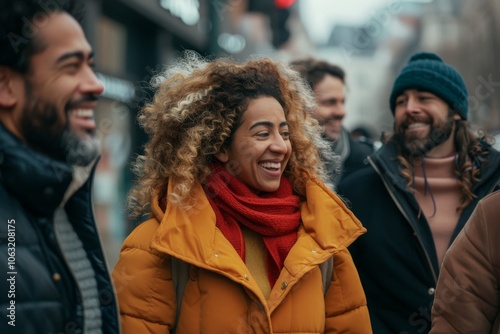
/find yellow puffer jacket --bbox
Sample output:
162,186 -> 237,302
112,177 -> 372,333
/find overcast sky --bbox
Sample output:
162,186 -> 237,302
299,0 -> 400,44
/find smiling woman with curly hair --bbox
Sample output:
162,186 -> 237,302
129,52 -> 331,216
113,52 -> 371,334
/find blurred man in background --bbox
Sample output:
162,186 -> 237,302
0,1 -> 120,333
291,58 -> 375,186
338,52 -> 500,334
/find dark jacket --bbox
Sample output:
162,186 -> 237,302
0,125 -> 120,334
329,128 -> 375,186
337,138 -> 500,334
342,135 -> 375,180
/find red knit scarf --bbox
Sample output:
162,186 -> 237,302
205,164 -> 301,287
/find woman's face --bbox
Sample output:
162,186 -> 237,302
216,96 -> 292,193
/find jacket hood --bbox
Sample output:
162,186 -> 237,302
149,176 -> 366,278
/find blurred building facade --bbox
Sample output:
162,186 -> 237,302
387,0 -> 500,135
81,0 -> 212,267
80,0 -> 500,268
437,0 -> 500,133
82,0 -> 304,268
303,0 -> 500,140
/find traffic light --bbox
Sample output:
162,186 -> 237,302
270,0 -> 295,48
248,0 -> 295,49
275,0 -> 296,9
270,8 -> 291,48
247,0 -> 273,13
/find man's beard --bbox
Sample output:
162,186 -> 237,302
395,110 -> 455,156
20,82 -> 100,166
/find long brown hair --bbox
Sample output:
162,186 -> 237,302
388,119 -> 490,212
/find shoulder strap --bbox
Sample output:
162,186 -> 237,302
320,257 -> 334,295
171,257 -> 190,334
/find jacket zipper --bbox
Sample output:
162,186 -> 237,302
368,156 -> 438,283
32,216 -> 74,322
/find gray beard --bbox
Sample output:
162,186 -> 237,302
21,80 -> 100,166
22,106 -> 100,166
62,129 -> 100,166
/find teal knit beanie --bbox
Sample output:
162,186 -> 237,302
389,52 -> 468,119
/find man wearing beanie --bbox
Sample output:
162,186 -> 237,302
337,52 -> 500,334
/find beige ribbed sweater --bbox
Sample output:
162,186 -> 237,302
413,155 -> 461,266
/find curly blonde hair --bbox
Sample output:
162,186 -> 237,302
128,52 -> 331,218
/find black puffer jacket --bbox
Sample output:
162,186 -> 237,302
0,124 -> 120,334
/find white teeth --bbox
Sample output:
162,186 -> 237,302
71,109 -> 94,118
408,122 -> 426,129
260,162 -> 281,169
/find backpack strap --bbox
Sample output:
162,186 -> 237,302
320,257 -> 334,295
170,257 -> 190,334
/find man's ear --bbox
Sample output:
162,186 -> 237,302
453,113 -> 461,121
214,146 -> 229,163
0,67 -> 18,109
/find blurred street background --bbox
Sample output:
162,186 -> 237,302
82,0 -> 500,269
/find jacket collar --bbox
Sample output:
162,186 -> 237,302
150,177 -> 366,276
0,124 -> 73,216
370,137 -> 500,193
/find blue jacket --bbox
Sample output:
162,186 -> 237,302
0,124 -> 120,334
337,138 -> 500,334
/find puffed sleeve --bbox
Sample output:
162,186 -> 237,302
325,247 -> 372,333
112,219 -> 176,334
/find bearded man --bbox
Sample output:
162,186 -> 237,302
0,1 -> 119,333
337,52 -> 500,334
